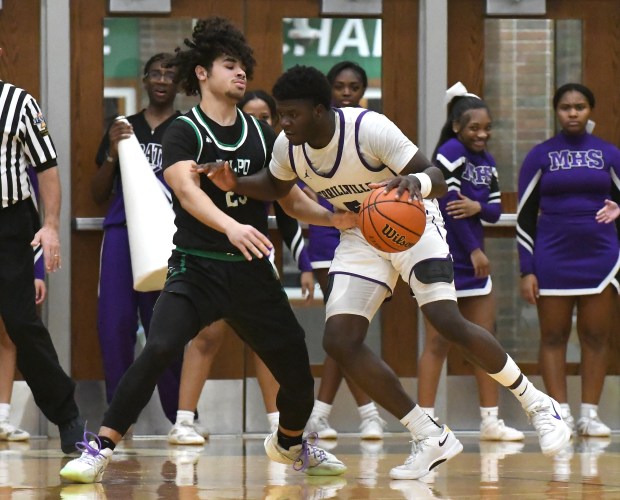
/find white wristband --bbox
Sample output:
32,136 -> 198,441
409,172 -> 432,198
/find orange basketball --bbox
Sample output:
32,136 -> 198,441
359,188 -> 426,253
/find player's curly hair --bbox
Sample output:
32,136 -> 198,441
272,65 -> 331,109
170,17 -> 256,96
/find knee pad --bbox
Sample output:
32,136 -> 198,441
412,258 -> 454,284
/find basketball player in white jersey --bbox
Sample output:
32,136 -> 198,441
202,65 -> 571,480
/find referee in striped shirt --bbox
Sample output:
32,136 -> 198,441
0,47 -> 83,453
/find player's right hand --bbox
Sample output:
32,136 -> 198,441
369,176 -> 422,203
225,222 -> 273,261
194,161 -> 238,192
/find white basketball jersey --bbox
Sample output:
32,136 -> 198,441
270,106 -> 442,219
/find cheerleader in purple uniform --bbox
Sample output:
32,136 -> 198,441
304,61 -> 387,441
518,83 -> 620,437
418,83 -> 524,441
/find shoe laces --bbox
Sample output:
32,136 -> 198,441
293,433 -> 327,472
527,401 -> 556,436
75,427 -> 104,462
404,436 -> 429,465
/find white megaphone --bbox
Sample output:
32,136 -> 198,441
117,116 -> 176,292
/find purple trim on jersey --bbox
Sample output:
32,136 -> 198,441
328,270 -> 394,295
300,108 -> 345,179
354,110 -> 384,172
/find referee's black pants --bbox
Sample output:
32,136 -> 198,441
0,202 -> 79,425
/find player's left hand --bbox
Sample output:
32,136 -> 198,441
32,225 -> 61,272
446,193 -> 481,219
595,199 -> 620,223
331,210 -> 358,229
369,176 -> 422,202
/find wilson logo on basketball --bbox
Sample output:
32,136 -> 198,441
381,224 -> 415,249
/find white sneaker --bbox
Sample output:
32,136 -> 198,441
480,419 -> 524,441
359,415 -> 386,440
59,441 -> 113,483
305,416 -> 337,439
193,418 -> 210,438
167,421 -> 206,445
389,425 -> 463,480
264,431 -> 346,476
0,421 -> 30,441
576,415 -> 611,437
525,395 -> 571,456
560,409 -> 575,434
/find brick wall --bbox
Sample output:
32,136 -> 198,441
483,19 -> 581,361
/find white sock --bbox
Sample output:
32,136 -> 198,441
175,410 -> 195,425
581,403 -> 598,419
420,407 -> 435,419
358,402 -> 379,420
311,400 -> 332,419
0,404 -> 9,422
559,403 -> 572,419
487,355 -> 540,409
480,406 -> 499,423
267,411 -> 280,429
400,405 -> 442,437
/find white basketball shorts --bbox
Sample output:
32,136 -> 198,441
326,224 -> 457,320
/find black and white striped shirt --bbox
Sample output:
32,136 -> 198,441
0,81 -> 57,209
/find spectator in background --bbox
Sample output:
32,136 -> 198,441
417,82 -> 523,442
91,53 -> 183,427
517,83 -> 620,437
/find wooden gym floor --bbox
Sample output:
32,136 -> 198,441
1,432 -> 619,499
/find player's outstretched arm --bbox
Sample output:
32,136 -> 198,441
196,162 -> 293,201
279,185 -> 357,229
